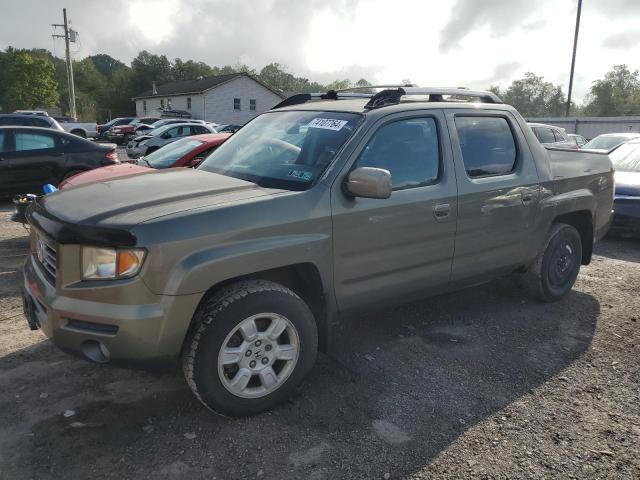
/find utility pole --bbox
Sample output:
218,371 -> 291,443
566,0 -> 582,117
52,8 -> 77,119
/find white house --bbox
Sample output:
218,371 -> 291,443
132,73 -> 285,125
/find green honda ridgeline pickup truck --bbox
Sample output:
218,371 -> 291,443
23,87 -> 613,416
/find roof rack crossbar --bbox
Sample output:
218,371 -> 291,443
272,92 -> 374,109
273,86 -> 503,110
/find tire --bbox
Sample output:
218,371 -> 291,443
528,223 -> 582,302
59,169 -> 84,185
182,280 -> 318,416
70,130 -> 86,138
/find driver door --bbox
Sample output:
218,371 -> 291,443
331,111 -> 458,311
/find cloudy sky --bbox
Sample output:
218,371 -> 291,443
2,0 -> 640,102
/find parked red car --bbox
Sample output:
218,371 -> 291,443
60,133 -> 231,189
106,117 -> 161,144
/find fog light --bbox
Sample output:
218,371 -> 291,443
82,340 -> 110,363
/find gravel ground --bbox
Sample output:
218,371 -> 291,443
0,199 -> 638,480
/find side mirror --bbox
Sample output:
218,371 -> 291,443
189,157 -> 204,168
344,167 -> 392,199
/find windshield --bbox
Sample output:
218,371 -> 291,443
197,111 -> 362,191
610,142 -> 640,172
584,135 -> 637,150
144,138 -> 204,168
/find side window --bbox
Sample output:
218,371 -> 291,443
355,117 -> 440,191
249,99 -> 256,111
0,131 -> 6,152
455,116 -> 517,178
234,98 -> 241,110
14,133 -> 55,151
553,130 -> 567,142
533,127 -> 555,144
32,118 -> 50,128
167,127 -> 180,138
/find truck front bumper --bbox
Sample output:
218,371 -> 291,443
611,196 -> 640,236
22,255 -> 202,365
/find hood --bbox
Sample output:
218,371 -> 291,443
614,170 -> 640,196
40,168 -> 283,229
60,163 -> 151,189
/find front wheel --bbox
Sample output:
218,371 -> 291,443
182,280 -> 318,416
528,223 -> 583,302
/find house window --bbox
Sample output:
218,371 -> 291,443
160,99 -> 165,108
187,97 -> 192,109
143,100 -> 147,113
234,98 -> 241,110
167,98 -> 172,108
249,99 -> 256,111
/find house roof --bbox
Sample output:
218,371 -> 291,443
133,73 -> 285,100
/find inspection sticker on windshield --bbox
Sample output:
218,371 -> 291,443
288,170 -> 313,181
307,118 -> 348,131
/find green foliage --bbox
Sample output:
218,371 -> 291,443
0,49 -> 59,112
0,47 -> 369,121
583,65 -> 640,116
89,54 -> 126,78
491,73 -> 566,117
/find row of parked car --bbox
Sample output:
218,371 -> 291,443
98,116 -> 241,144
3,108 -> 639,240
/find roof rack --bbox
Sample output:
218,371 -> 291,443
273,85 -> 502,110
364,87 -> 502,109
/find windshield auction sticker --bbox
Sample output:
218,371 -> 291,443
307,118 -> 349,131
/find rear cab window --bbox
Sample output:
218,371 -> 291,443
454,116 -> 517,177
533,127 -> 555,144
553,129 -> 567,142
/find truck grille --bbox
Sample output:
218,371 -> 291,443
35,234 -> 57,283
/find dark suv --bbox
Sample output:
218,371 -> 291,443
0,114 -> 64,131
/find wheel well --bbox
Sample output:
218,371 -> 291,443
195,264 -> 329,352
553,210 -> 593,265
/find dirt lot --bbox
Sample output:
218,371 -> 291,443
0,199 -> 639,480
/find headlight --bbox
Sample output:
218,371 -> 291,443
81,246 -> 146,280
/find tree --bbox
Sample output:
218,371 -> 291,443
131,50 -> 173,95
0,50 -> 59,111
326,79 -> 352,91
583,65 -> 640,116
89,54 -> 126,78
491,73 -> 566,117
354,78 -> 373,93
172,59 -> 213,81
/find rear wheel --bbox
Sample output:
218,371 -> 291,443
528,223 -> 582,302
70,130 -> 86,138
59,169 -> 84,186
182,280 -> 318,416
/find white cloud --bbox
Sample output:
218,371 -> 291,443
1,0 -> 639,104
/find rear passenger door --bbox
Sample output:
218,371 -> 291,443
446,111 -> 540,286
6,130 -> 63,190
331,111 -> 458,311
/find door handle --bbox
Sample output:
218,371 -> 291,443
433,203 -> 451,222
521,188 -> 538,206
